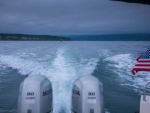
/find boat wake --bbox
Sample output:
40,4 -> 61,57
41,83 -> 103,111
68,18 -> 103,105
104,53 -> 150,93
0,47 -> 99,113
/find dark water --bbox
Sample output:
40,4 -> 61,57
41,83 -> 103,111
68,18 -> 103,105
0,41 -> 150,113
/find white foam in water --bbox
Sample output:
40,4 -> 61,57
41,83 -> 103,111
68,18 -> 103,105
0,55 -> 47,75
0,47 -> 99,113
105,110 -> 110,113
77,58 -> 99,76
105,53 -> 150,93
98,49 -> 111,58
46,48 -> 77,113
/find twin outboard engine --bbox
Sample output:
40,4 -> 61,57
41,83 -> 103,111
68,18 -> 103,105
71,76 -> 104,113
18,75 -> 104,113
18,75 -> 53,113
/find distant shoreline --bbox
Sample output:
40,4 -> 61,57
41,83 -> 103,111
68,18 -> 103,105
0,33 -> 72,41
69,34 -> 150,41
0,33 -> 150,41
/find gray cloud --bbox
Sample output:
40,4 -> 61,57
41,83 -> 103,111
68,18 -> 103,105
0,0 -> 150,35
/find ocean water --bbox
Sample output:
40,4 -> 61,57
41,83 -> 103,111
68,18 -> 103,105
0,41 -> 150,113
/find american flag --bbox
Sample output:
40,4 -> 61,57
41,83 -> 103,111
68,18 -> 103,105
132,47 -> 150,75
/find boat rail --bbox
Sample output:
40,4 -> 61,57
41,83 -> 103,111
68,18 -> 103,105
143,81 -> 150,101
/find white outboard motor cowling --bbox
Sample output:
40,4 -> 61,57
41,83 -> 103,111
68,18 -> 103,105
71,76 -> 104,113
18,75 -> 53,113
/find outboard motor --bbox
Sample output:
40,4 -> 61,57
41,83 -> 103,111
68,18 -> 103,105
71,76 -> 104,113
18,75 -> 53,113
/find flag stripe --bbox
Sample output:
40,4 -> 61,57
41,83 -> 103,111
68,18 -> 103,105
132,68 -> 150,75
133,66 -> 150,69
135,64 -> 150,66
137,59 -> 150,62
136,62 -> 150,64
136,53 -> 143,61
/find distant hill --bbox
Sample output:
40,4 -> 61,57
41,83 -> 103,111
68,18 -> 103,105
69,34 -> 150,41
111,0 -> 150,5
0,33 -> 72,41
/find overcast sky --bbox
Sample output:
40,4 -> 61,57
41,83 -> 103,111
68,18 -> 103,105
0,0 -> 150,35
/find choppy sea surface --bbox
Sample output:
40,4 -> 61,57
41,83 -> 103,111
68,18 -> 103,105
0,41 -> 150,113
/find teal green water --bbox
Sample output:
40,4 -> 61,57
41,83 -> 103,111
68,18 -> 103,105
0,41 -> 150,113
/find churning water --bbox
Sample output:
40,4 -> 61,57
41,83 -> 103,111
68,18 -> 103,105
0,41 -> 150,113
